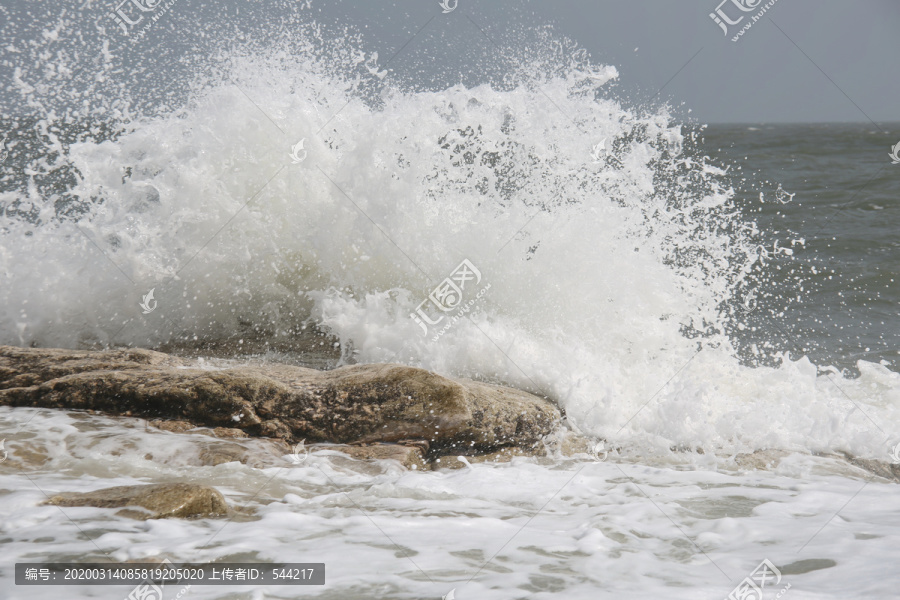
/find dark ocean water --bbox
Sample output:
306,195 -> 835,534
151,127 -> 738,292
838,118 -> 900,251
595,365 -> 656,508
704,123 -> 899,374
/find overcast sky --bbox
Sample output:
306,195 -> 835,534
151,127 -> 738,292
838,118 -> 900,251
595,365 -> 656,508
320,0 -> 899,125
2,0 -> 898,124
539,0 -> 899,124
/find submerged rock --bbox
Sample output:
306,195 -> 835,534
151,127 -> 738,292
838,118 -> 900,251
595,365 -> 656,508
44,483 -> 229,520
197,443 -> 255,467
734,448 -> 790,470
148,419 -> 249,439
0,346 -> 560,460
430,445 -> 544,470
838,453 -> 900,483
325,443 -> 428,470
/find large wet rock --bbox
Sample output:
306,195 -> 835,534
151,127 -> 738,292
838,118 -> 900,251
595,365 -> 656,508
44,483 -> 229,519
0,346 -> 560,458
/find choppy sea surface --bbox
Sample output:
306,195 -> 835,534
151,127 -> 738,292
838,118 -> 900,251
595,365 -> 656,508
1,2 -> 899,598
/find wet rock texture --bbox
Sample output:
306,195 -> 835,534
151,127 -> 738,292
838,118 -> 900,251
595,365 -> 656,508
44,483 -> 229,520
0,346 -> 560,460
321,443 -> 428,470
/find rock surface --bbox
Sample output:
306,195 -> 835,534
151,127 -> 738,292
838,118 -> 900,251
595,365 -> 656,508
430,445 -> 544,470
734,449 -> 790,470
148,420 -> 250,439
331,444 -> 428,470
838,453 -> 900,483
44,483 -> 229,519
0,346 -> 560,459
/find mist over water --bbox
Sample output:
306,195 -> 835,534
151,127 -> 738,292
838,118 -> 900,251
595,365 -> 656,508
1,3 -> 897,463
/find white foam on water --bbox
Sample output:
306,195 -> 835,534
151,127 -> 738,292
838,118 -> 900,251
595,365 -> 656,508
1,408 -> 898,599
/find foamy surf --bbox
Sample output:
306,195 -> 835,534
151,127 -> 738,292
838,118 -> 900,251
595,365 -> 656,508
1,5 -> 899,598
1,33 -> 896,462
1,406 -> 898,599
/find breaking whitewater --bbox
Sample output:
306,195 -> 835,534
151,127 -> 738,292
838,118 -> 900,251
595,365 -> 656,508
1,7 -> 898,598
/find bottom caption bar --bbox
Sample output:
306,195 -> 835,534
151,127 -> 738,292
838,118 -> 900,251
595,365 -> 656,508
16,563 -> 325,585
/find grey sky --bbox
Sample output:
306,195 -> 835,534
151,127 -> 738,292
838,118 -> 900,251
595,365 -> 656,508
529,0 -> 900,124
2,0 -> 898,124
323,0 -> 899,125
